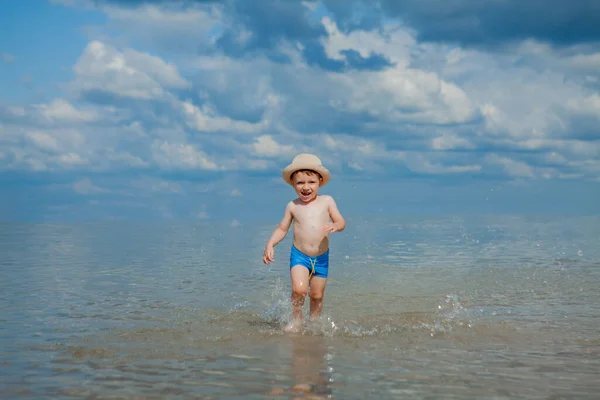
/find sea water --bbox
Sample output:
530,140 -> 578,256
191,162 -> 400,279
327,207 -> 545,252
1,215 -> 599,399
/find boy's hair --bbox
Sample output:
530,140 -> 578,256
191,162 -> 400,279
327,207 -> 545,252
291,169 -> 322,182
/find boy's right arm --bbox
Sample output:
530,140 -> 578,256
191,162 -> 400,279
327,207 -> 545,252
263,202 -> 293,265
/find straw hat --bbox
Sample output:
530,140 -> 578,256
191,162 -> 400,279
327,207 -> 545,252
282,153 -> 331,186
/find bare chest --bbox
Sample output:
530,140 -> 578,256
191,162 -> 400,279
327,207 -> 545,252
292,200 -> 330,227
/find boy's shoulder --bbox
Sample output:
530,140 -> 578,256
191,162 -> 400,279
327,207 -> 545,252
318,194 -> 336,205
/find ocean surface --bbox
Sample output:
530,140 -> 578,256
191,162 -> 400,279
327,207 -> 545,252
1,215 -> 599,399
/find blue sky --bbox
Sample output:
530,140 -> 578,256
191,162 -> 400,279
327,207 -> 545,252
1,0 -> 599,222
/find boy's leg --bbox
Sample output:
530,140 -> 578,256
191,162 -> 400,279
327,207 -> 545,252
308,277 -> 327,318
289,265 -> 310,324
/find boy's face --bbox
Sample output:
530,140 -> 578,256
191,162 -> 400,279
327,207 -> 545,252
292,170 -> 321,203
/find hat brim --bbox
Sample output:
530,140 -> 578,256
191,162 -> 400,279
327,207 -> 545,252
282,162 -> 331,187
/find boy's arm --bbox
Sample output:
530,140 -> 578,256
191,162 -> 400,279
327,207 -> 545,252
323,196 -> 346,233
263,202 -> 293,264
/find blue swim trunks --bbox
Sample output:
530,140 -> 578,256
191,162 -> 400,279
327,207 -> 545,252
290,245 -> 330,278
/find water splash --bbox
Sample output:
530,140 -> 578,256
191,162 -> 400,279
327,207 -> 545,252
428,294 -> 473,336
302,315 -> 340,337
260,276 -> 292,328
229,301 -> 250,312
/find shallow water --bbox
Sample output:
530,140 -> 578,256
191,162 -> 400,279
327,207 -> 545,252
1,215 -> 599,399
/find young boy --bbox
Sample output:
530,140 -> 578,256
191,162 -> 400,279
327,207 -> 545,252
263,153 -> 346,332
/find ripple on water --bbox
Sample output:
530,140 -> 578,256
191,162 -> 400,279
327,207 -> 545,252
2,217 -> 600,399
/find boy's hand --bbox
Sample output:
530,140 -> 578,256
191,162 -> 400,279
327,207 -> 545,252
263,246 -> 275,265
322,223 -> 339,234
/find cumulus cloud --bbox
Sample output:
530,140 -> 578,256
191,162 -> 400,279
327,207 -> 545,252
26,131 -> 61,152
180,99 -> 267,133
486,154 -> 535,179
568,51 -> 600,71
431,135 -> 475,151
72,41 -> 190,100
397,151 -> 482,175
151,140 -> 219,170
2,0 -> 599,207
250,135 -> 295,158
38,99 -> 98,122
104,150 -> 148,168
567,94 -> 600,119
329,66 -> 476,124
320,16 -> 414,67
17,128 -> 88,170
102,3 -> 221,38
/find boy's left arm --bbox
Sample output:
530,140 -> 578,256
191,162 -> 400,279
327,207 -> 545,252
324,196 -> 346,233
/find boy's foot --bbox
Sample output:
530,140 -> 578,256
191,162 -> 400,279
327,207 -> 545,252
283,319 -> 302,333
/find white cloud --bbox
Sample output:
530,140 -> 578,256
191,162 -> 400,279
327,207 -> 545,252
180,100 -> 266,133
105,150 -> 148,168
250,135 -> 295,157
73,178 -> 107,194
72,41 -> 190,99
6,145 -> 88,171
58,152 -> 88,167
245,158 -> 271,170
321,134 -> 383,155
2,1 -> 598,187
347,161 -> 364,171
540,151 -> 569,166
38,99 -> 98,122
103,3 -> 219,29
446,44 -> 600,144
516,138 -> 600,157
230,188 -> 242,196
151,140 -> 219,170
320,17 -> 414,66
480,103 -> 506,135
566,94 -> 600,118
8,107 -> 26,117
431,134 -> 475,150
477,89 -> 569,139
568,158 -> 600,176
486,154 -> 535,178
26,131 -> 60,152
568,52 -> 600,70
185,54 -> 282,128
315,19 -> 477,125
398,152 -> 482,175
101,2 -> 223,49
329,66 -> 476,125
27,159 -> 47,171
24,128 -> 86,159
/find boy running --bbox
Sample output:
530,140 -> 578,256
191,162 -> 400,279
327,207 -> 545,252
263,154 -> 346,332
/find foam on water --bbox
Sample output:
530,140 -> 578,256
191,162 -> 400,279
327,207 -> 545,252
252,276 -> 481,339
